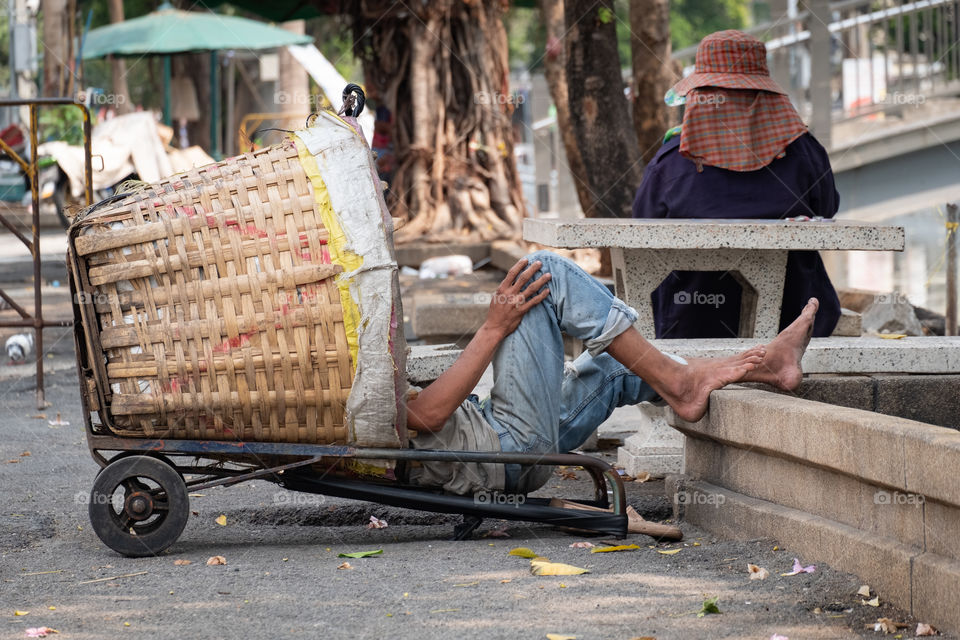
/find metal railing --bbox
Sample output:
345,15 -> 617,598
673,0 -> 960,148
0,98 -> 92,408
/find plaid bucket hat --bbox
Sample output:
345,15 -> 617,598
666,30 -> 807,172
670,30 -> 787,98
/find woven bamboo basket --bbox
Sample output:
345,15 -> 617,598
69,114 -> 407,447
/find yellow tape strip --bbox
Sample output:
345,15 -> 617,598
293,136 -> 362,369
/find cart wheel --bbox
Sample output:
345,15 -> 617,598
89,455 -> 189,557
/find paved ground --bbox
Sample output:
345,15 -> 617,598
0,330 -> 950,640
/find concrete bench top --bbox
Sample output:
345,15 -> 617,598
523,218 -> 905,251
407,337 -> 960,382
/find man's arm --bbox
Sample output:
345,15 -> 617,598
406,258 -> 551,432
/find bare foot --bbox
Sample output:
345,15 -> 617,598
658,348 -> 763,423
742,298 -> 819,391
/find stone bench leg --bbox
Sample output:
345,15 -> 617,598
616,402 -> 685,476
610,247 -> 788,339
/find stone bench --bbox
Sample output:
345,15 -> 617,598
523,218 -> 905,339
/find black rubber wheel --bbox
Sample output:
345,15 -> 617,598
88,455 -> 189,557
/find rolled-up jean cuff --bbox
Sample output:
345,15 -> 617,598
584,298 -> 639,357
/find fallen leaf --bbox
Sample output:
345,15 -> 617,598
367,515 -> 388,529
697,596 -> 721,617
337,549 -> 383,558
30,414 -> 46,419
862,596 -> 880,607
569,542 -> 595,549
769,635 -> 788,640
633,471 -> 651,483
188,493 -> 205,498
214,515 -> 227,526
530,559 -> 589,576
206,556 -> 227,566
747,563 -> 770,580
25,628 -> 58,638
429,608 -> 460,613
508,547 -> 539,558
486,526 -> 510,538
871,618 -> 908,633
877,333 -> 907,339
590,544 -> 640,553
857,585 -> 871,597
14,610 -> 29,616
20,451 -> 30,457
6,459 -> 19,463
657,548 -> 682,556
781,558 -> 815,576
337,562 -> 353,570
555,468 -> 579,480
546,635 -> 577,640
916,622 -> 938,636
453,581 -> 478,587
173,559 -> 191,566
500,579 -> 511,584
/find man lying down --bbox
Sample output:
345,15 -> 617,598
404,251 -> 817,516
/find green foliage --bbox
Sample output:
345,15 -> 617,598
0,14 -> 9,90
505,7 -> 546,72
670,0 -> 750,51
38,104 -> 87,145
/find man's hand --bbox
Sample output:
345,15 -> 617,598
483,258 -> 552,339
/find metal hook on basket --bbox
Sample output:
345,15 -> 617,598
338,84 -> 365,118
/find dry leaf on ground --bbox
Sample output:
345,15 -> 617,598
173,559 -> 191,566
916,622 -> 938,636
657,548 -> 682,556
214,515 -> 227,526
337,562 -> 353,570
508,547 -> 539,558
206,556 -> 226,566
25,628 -> 58,638
633,471 -> 651,483
545,635 -> 577,640
871,618 -> 908,633
569,541 -> 595,549
747,563 -> 769,580
857,585 -> 871,597
861,596 -> 880,607
590,544 -> 639,553
530,559 -> 589,576
367,516 -> 388,529
14,610 -> 29,616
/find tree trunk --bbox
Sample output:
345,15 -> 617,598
564,0 -> 643,219
107,0 -> 133,114
347,0 -> 525,243
630,0 -> 672,165
537,0 -> 592,216
278,20 -> 310,113
41,0 -> 69,96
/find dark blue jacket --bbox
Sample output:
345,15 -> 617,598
631,132 -> 841,338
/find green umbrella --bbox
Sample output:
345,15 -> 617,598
81,3 -> 312,158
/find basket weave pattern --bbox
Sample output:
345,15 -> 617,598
72,142 -> 354,443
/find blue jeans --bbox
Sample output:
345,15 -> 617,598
480,251 -> 659,494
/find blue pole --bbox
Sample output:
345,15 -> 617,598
162,56 -> 171,126
210,50 -> 219,159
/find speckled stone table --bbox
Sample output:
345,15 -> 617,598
524,218 -> 905,339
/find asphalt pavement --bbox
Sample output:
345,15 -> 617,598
0,330 -> 948,640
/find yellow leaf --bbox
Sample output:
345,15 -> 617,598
509,547 -> 539,558
206,555 -> 226,566
546,635 -> 577,640
877,333 -> 907,339
14,610 -> 29,616
857,585 -> 871,597
453,581 -> 478,587
124,622 -> 131,627
657,548 -> 682,555
215,515 -> 227,526
530,559 -> 589,576
500,579 -> 512,584
862,596 -> 880,607
590,544 -> 640,553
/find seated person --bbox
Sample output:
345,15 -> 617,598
632,30 -> 841,339
405,252 -> 817,498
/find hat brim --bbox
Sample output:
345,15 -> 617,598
670,72 -> 788,97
